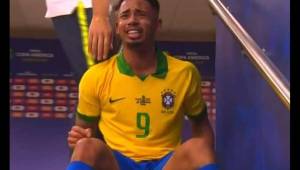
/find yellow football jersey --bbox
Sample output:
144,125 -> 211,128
77,50 -> 206,161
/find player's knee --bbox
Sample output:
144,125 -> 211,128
71,138 -> 107,162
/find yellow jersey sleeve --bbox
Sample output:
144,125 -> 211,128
77,65 -> 103,120
183,62 -> 207,118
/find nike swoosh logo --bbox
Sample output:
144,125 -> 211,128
109,97 -> 126,103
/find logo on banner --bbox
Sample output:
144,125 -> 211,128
41,79 -> 54,84
25,112 -> 40,118
201,81 -> 211,87
26,92 -> 40,98
54,106 -> 68,112
69,92 -> 78,98
55,85 -> 68,91
161,89 -> 176,114
40,99 -> 54,105
12,85 -> 26,90
11,105 -> 25,111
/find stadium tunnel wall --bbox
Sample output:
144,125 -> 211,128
215,0 -> 290,170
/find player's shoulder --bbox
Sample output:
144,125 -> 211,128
165,53 -> 201,83
90,55 -> 117,71
81,55 -> 117,81
165,53 -> 198,73
86,55 -> 116,73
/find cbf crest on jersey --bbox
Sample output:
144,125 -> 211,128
161,89 -> 176,114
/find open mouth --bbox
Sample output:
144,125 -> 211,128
126,28 -> 142,39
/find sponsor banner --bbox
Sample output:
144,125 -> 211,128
41,79 -> 55,84
26,91 -> 40,98
69,93 -> 78,98
25,112 -> 40,118
55,85 -> 69,91
157,41 -> 215,79
40,99 -> 54,105
54,106 -> 68,112
10,76 -> 78,119
12,85 -> 26,90
10,38 -> 73,75
11,105 -> 25,111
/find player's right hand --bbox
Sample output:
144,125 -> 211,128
67,125 -> 92,149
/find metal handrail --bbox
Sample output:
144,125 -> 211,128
208,0 -> 290,111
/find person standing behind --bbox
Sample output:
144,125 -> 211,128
45,0 -> 117,83
65,0 -> 219,170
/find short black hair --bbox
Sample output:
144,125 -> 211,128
114,0 -> 160,13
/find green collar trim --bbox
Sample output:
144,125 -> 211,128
116,49 -> 168,79
116,51 -> 135,76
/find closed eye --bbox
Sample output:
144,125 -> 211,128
119,10 -> 130,19
120,13 -> 129,19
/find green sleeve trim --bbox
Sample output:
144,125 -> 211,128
187,105 -> 208,122
76,112 -> 99,123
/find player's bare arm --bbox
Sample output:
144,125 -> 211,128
190,112 -> 216,155
190,109 -> 215,146
67,114 -> 99,149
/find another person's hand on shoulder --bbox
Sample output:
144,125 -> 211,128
67,125 -> 92,149
88,16 -> 112,62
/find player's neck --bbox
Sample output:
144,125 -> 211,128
123,45 -> 157,76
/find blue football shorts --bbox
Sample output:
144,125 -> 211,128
112,151 -> 173,170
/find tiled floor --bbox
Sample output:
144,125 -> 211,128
10,118 -> 73,170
